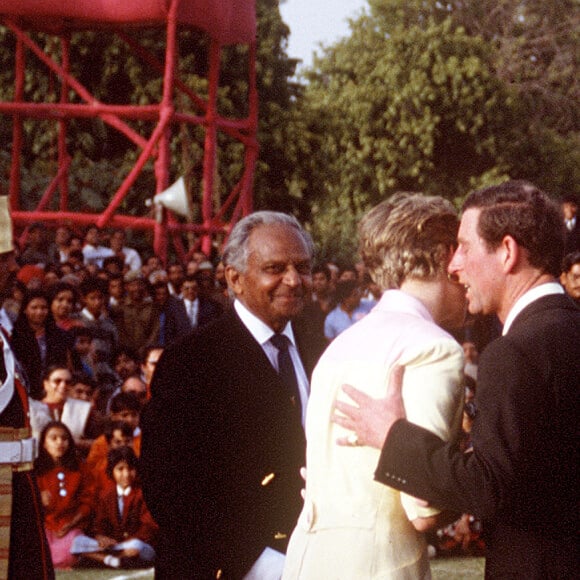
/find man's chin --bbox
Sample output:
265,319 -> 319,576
285,303 -> 305,318
466,302 -> 482,316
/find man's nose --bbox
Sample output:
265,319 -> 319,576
448,249 -> 461,274
283,266 -> 300,286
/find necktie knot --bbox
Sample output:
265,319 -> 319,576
270,333 -> 290,352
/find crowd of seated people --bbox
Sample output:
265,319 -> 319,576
0,224 -> 229,569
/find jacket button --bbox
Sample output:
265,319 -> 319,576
261,472 -> 276,486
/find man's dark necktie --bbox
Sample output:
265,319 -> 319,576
270,333 -> 301,414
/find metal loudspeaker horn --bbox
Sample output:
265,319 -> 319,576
148,177 -> 192,219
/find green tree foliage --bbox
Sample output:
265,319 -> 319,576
253,0 -> 304,212
293,0 -> 579,262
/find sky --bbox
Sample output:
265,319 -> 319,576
279,0 -> 368,70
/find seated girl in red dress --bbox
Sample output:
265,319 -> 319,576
34,421 -> 95,568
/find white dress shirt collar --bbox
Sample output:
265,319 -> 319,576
233,300 -> 296,347
81,307 -> 97,321
502,282 -> 564,335
117,485 -> 131,497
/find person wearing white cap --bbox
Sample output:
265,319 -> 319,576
0,195 -> 54,579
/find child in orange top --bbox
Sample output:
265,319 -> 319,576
91,420 -> 135,497
34,421 -> 95,569
72,446 -> 158,568
86,392 -> 142,472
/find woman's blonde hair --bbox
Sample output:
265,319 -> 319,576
359,192 -> 458,290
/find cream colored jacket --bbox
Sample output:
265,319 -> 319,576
283,291 -> 464,580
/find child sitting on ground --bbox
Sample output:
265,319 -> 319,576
90,420 -> 135,496
34,421 -> 95,569
72,446 -> 158,568
86,392 -> 142,472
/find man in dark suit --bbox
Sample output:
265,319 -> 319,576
140,211 -> 326,579
562,194 -> 580,254
334,181 -> 579,579
150,280 -> 192,346
180,273 -> 224,329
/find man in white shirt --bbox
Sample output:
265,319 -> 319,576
82,225 -> 114,268
109,229 -> 142,273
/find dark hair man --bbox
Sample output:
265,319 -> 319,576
140,211 -> 326,579
560,251 -> 580,305
311,264 -> 335,311
562,194 -> 580,253
179,273 -> 223,329
334,181 -> 579,579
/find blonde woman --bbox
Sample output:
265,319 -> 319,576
284,193 -> 466,579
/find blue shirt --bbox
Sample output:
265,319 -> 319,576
324,301 -> 374,340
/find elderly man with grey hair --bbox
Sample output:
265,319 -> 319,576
140,211 -> 326,579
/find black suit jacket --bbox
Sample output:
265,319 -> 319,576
376,294 -> 579,578
198,296 -> 224,328
157,294 -> 192,346
140,308 -> 325,579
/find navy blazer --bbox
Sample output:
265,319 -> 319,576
140,308 -> 326,579
376,294 -> 580,579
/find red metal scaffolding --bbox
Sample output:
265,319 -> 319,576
0,0 -> 258,261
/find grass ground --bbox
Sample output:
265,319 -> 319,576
56,556 -> 485,579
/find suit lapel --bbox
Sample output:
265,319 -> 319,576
227,309 -> 280,380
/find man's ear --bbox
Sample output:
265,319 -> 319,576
224,265 -> 242,296
500,235 -> 521,274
